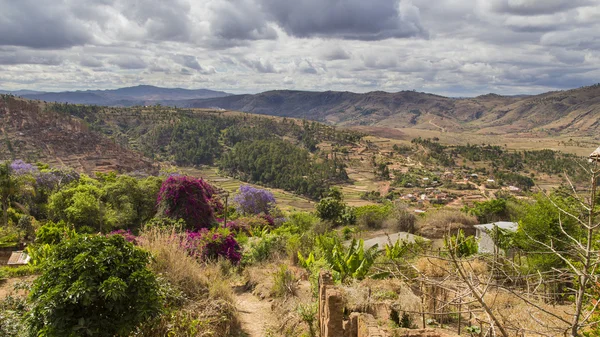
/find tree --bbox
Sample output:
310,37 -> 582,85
26,235 -> 161,337
233,184 -> 276,215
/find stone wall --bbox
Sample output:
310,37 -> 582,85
317,271 -> 459,337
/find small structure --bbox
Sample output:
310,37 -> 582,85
345,232 -> 428,251
508,185 -> 521,192
7,251 -> 30,266
473,222 -> 518,254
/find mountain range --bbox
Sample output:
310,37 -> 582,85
3,83 -> 600,136
183,84 -> 600,136
1,85 -> 231,106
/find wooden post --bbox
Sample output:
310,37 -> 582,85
458,300 -> 462,335
421,281 -> 426,328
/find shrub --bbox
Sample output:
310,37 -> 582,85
445,229 -> 478,257
233,184 -> 276,215
26,235 -> 162,337
355,204 -> 391,229
156,175 -> 223,230
418,209 -> 478,238
34,221 -> 73,245
224,216 -> 270,234
271,264 -> 297,298
183,228 -> 242,264
107,229 -> 138,244
315,197 -> 346,225
386,203 -> 417,233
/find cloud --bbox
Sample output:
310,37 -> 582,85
0,0 -> 599,98
488,0 -> 592,16
0,0 -> 93,48
110,55 -> 146,69
259,0 -> 428,40
240,57 -> 279,73
321,46 -> 352,61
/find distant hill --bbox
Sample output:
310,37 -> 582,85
2,85 -> 231,106
183,84 -> 600,135
0,96 -> 156,173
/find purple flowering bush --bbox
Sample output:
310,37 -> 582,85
156,175 -> 223,230
182,228 -> 241,264
233,185 -> 276,215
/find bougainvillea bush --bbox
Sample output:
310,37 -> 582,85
182,228 -> 242,264
234,185 -> 276,215
156,175 -> 223,230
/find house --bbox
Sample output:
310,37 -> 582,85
508,186 -> 521,192
473,222 -> 518,254
7,251 -> 30,266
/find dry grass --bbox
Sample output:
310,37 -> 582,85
414,257 -> 450,278
138,227 -> 209,300
135,227 -> 238,337
417,210 -> 478,239
482,290 -> 573,336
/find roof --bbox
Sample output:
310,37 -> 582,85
344,232 -> 429,250
7,251 -> 30,265
474,221 -> 518,232
590,146 -> 600,159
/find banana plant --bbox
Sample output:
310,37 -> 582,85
316,235 -> 380,283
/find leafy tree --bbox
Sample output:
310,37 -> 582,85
47,176 -> 104,231
233,184 -> 276,215
26,235 -> 161,337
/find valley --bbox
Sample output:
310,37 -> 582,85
1,91 -> 599,337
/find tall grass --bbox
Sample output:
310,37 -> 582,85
132,227 -> 238,337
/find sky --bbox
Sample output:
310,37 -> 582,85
0,0 -> 599,96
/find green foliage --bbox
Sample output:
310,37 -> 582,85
48,174 -> 162,233
464,198 -> 509,223
26,235 -> 161,337
271,264 -> 297,298
354,204 -> 392,229
219,138 -> 348,199
514,193 -> 581,271
444,229 -> 478,257
316,236 -> 380,283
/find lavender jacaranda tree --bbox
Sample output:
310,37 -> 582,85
10,160 -> 38,176
233,185 -> 276,215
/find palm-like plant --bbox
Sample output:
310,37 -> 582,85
316,235 -> 380,283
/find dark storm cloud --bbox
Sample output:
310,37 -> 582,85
0,0 -> 92,48
259,0 -> 427,40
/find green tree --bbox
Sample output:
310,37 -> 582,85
26,235 -> 161,337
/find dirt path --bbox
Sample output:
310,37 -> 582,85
235,291 -> 278,337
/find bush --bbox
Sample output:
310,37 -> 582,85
355,204 -> 391,229
418,210 -> 478,238
224,216 -> 270,234
156,175 -> 223,230
183,228 -> 242,264
386,203 -> 417,233
26,235 -> 162,337
271,264 -> 297,298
